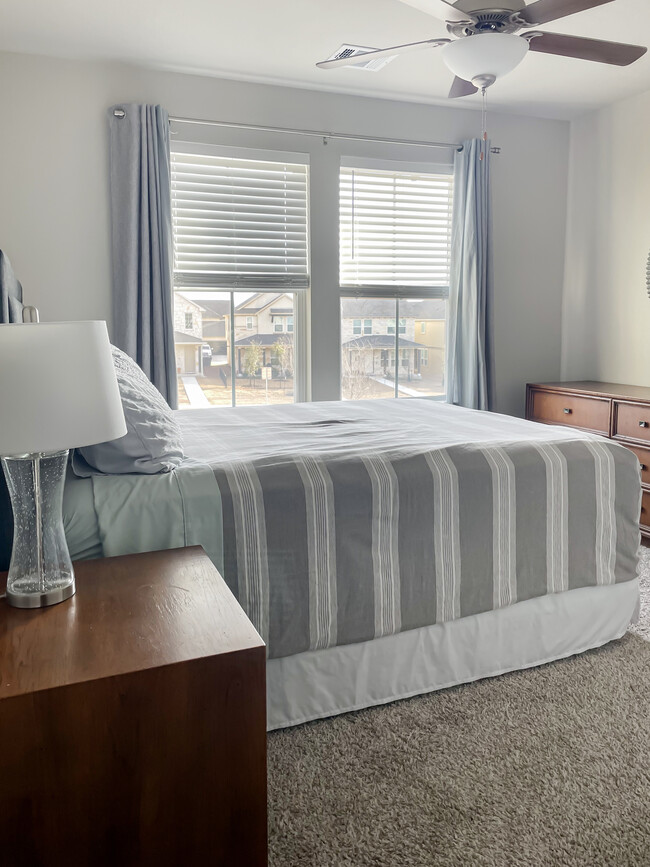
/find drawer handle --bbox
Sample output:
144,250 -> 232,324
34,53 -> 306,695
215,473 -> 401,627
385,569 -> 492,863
640,421 -> 649,428
563,408 -> 572,415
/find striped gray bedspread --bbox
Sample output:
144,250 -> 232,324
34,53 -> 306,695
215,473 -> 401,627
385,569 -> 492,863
179,399 -> 641,660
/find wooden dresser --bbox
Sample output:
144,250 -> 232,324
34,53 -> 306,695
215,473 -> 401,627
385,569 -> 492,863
527,381 -> 650,538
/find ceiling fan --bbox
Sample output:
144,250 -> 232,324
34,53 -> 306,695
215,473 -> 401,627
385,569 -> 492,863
316,0 -> 647,98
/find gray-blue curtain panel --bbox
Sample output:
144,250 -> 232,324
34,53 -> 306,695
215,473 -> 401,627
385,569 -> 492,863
446,139 -> 494,412
108,104 -> 177,408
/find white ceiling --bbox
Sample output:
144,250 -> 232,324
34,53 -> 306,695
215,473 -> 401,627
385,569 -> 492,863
1,0 -> 650,120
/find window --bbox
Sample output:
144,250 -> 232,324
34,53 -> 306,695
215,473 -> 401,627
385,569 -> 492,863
171,146 -> 308,407
341,297 -> 447,400
339,164 -> 453,400
387,318 -> 406,336
185,312 -> 193,330
363,319 -> 372,335
174,291 -> 297,408
287,316 -> 294,333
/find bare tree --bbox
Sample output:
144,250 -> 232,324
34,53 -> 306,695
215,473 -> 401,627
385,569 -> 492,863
341,345 -> 379,400
272,339 -> 294,381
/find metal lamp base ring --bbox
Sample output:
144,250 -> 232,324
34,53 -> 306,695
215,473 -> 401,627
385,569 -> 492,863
6,581 -> 76,609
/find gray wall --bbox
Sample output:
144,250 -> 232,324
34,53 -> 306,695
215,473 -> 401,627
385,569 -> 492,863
0,51 -> 571,415
562,88 -> 650,386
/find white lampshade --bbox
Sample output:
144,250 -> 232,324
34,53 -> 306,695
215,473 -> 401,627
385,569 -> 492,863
0,321 -> 127,456
442,33 -> 529,84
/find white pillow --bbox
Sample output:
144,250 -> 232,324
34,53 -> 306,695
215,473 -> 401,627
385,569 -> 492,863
71,346 -> 184,476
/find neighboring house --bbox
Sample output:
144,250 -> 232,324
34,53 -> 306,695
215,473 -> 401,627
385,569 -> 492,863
174,330 -> 204,375
173,293 -> 205,375
173,290 -> 295,379
341,298 -> 445,382
199,298 -> 230,358
226,292 -> 295,377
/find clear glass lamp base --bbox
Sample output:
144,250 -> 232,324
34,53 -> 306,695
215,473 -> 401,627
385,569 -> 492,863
1,450 -> 75,609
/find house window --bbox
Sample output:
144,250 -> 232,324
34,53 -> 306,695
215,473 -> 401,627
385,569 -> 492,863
185,312 -> 193,330
340,163 -> 452,400
287,316 -> 294,333
363,319 -> 372,335
171,145 -> 308,407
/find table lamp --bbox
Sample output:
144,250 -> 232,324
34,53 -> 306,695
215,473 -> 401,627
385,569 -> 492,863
0,321 -> 126,608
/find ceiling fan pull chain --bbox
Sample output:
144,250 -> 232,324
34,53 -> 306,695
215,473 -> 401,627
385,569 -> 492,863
480,86 -> 488,161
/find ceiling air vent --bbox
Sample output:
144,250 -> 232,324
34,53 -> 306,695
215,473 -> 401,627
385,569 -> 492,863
326,44 -> 397,71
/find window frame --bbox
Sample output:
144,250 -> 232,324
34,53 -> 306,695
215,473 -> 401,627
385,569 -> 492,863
171,141 -> 310,404
339,161 -> 453,401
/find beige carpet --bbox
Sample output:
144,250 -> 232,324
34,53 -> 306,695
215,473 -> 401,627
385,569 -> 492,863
268,550 -> 650,867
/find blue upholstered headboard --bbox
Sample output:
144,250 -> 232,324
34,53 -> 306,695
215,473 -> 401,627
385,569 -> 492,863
0,251 -> 28,570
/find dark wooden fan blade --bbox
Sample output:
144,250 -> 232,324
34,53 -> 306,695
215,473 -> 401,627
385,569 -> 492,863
519,0 -> 614,26
527,32 -> 647,66
448,76 -> 479,98
397,0 -> 477,24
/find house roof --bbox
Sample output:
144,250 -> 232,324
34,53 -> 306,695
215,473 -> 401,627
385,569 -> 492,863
342,336 -> 422,349
198,298 -> 230,318
203,320 -> 226,339
174,292 -> 205,312
174,330 -> 203,345
235,333 -> 293,347
341,298 -> 446,320
270,308 -> 293,315
234,292 -> 292,315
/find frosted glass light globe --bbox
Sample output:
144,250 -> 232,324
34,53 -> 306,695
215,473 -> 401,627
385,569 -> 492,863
441,33 -> 529,84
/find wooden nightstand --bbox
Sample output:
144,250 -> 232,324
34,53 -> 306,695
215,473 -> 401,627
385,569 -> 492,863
0,546 -> 267,866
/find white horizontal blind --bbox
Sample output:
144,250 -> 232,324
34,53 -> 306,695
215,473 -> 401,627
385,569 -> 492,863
340,166 -> 453,290
171,149 -> 309,290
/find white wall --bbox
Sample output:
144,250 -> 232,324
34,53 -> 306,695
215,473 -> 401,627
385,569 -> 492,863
562,89 -> 650,386
0,51 -> 570,414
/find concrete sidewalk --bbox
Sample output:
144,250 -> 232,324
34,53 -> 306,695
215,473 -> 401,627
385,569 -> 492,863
180,375 -> 211,408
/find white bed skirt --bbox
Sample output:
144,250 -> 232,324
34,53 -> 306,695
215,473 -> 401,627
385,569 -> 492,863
266,580 -> 640,731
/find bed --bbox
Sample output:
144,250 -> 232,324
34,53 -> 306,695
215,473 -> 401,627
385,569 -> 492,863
61,397 -> 642,730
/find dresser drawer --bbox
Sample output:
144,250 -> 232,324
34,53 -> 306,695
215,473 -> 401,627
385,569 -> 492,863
613,401 -> 650,443
620,444 -> 650,486
528,389 -> 610,434
641,490 -> 650,530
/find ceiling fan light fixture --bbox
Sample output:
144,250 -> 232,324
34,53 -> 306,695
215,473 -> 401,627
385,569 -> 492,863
441,33 -> 529,85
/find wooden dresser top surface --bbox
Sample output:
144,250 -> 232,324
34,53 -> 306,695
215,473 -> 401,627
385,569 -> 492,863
0,546 -> 263,700
529,381 -> 650,402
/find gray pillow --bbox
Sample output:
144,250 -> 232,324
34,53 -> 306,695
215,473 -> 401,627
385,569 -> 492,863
72,346 -> 184,476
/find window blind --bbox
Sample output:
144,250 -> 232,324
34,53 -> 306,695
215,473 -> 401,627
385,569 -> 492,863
340,166 -> 453,290
171,149 -> 309,290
